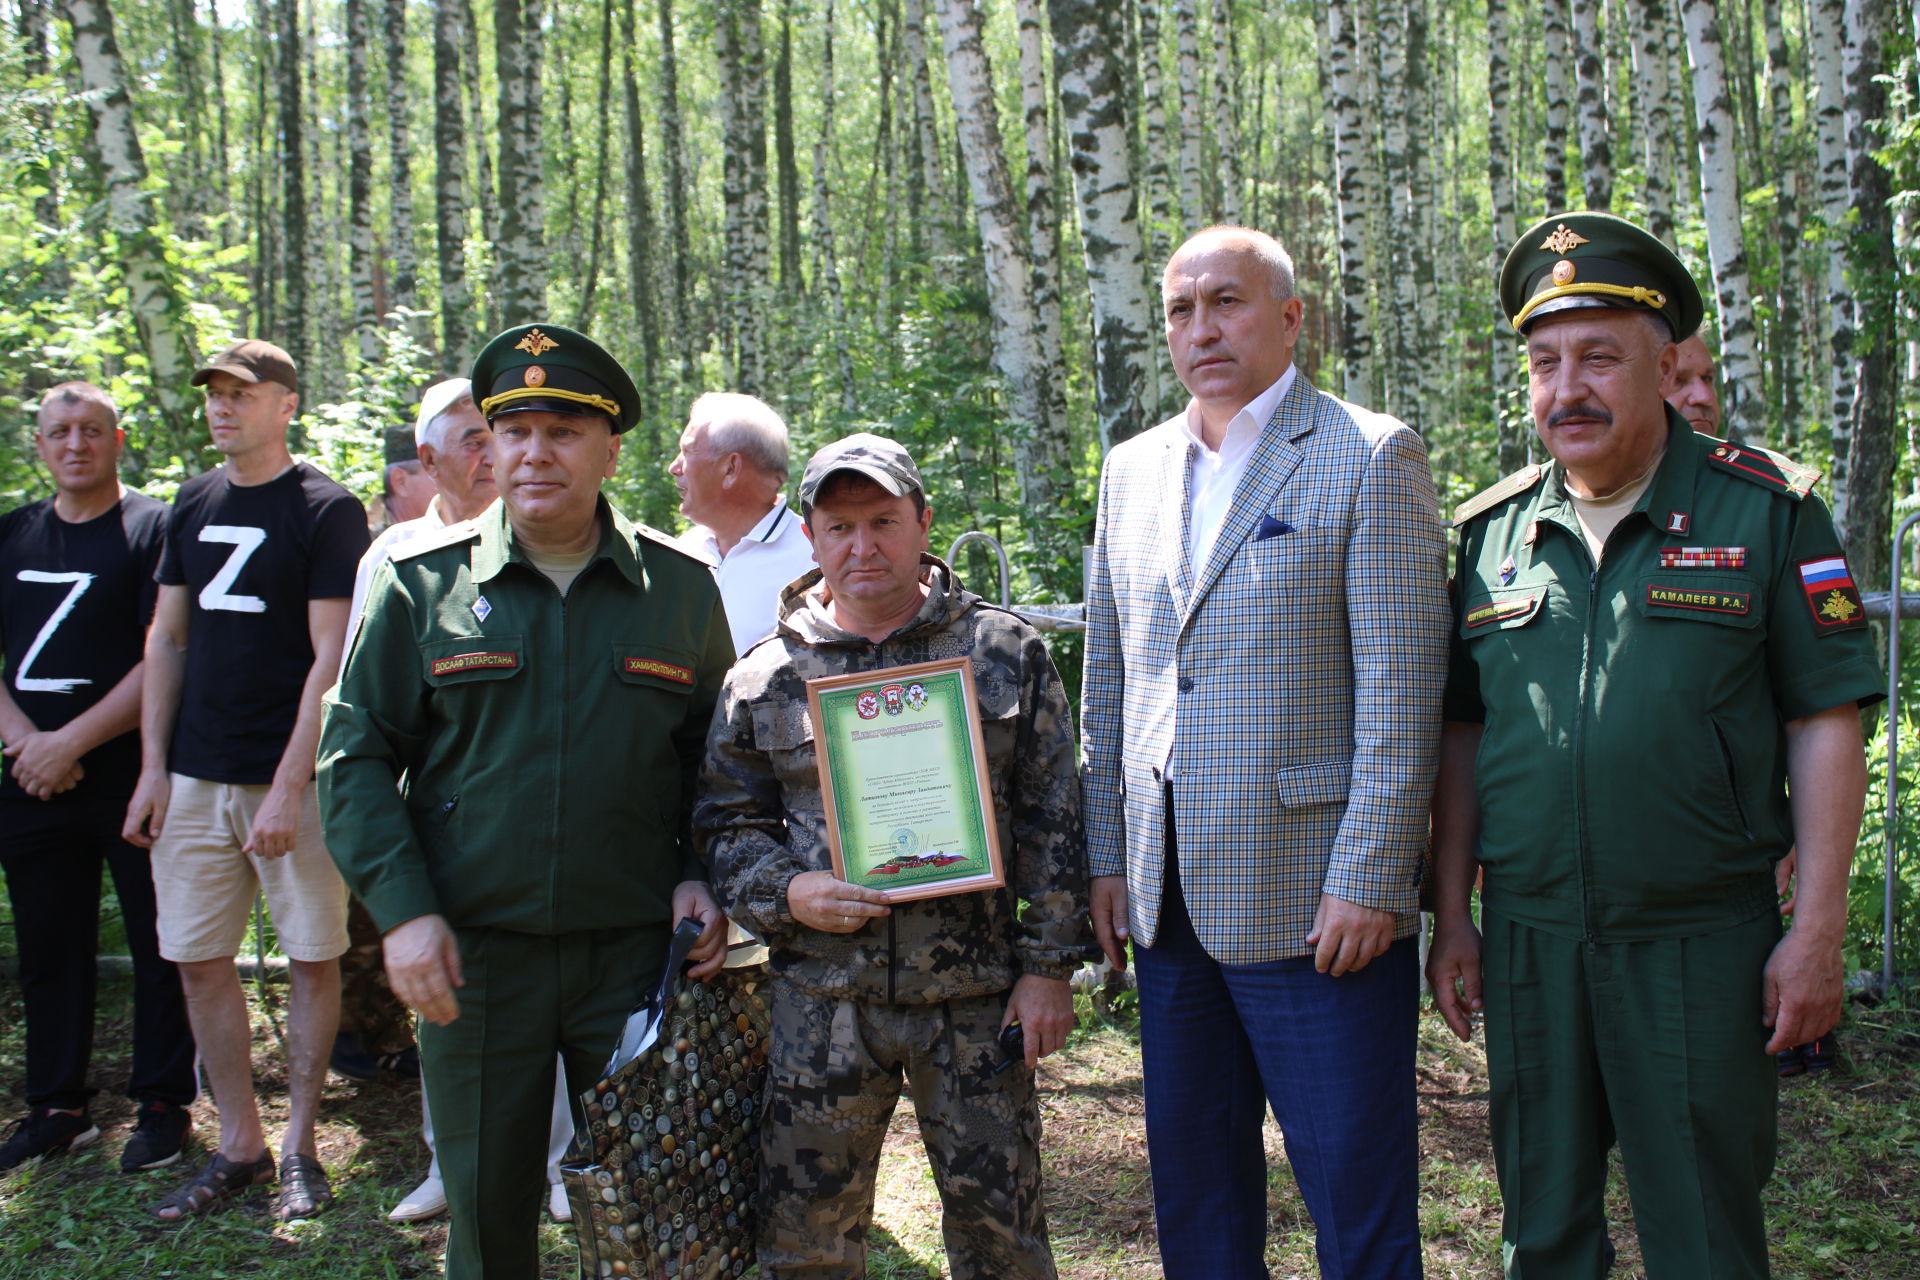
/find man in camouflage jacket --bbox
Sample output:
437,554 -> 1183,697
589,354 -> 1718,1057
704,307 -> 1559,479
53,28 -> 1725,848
695,434 -> 1091,1280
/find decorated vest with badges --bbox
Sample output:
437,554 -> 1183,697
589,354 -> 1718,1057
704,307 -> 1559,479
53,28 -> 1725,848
562,920 -> 771,1280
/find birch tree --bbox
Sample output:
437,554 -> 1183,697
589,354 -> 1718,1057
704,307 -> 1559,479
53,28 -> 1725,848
1014,0 -> 1069,434
494,0 -> 547,324
657,0 -> 694,379
810,0 -> 856,410
1137,0 -> 1173,263
345,0 -> 379,360
1488,0 -> 1525,467
1809,0 -> 1856,506
618,0 -> 659,395
902,0 -> 950,258
1679,0 -> 1762,440
1376,0 -> 1417,426
1628,0 -> 1676,245
1320,0 -> 1374,403
59,0 -> 199,438
1837,0 -> 1898,585
717,0 -> 770,392
1571,0 -> 1613,210
1208,0 -> 1241,224
1760,0 -> 1802,441
382,0 -> 417,318
1543,0 -> 1573,212
1051,0 -> 1158,448
431,0 -> 470,368
276,0 -> 308,372
1172,0 -> 1205,226
934,0 -> 1074,588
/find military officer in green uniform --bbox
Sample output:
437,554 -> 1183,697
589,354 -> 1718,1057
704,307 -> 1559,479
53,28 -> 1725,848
1427,212 -> 1883,1278
318,324 -> 733,1279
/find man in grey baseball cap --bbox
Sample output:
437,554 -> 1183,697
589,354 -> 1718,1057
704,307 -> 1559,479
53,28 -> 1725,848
698,429 -> 1091,1278
797,431 -> 926,512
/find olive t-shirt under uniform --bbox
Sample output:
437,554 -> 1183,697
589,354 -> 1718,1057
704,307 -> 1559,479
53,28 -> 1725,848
156,462 -> 369,785
0,491 -> 168,803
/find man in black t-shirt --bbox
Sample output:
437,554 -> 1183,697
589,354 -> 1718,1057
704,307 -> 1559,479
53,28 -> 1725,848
0,383 -> 195,1176
122,341 -> 369,1223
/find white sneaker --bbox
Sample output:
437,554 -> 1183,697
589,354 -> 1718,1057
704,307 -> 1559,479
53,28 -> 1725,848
389,1173 -> 449,1222
548,1180 -> 572,1222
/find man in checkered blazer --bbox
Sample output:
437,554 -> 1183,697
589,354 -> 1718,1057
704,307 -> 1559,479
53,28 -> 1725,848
1081,226 -> 1449,1279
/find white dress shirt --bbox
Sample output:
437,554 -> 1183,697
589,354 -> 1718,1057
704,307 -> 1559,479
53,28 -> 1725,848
1180,365 -> 1298,569
343,494 -> 455,675
675,498 -> 818,657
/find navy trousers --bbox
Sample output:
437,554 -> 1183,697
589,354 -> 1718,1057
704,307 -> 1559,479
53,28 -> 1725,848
0,800 -> 195,1111
1135,860 -> 1422,1280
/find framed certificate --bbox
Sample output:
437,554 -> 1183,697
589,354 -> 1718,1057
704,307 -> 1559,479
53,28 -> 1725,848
806,657 -> 1006,903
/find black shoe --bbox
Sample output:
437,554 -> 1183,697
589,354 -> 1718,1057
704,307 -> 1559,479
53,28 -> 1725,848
121,1100 -> 192,1171
377,1046 -> 420,1079
0,1107 -> 100,1173
330,1031 -> 380,1082
1802,1032 -> 1838,1073
1776,1045 -> 1807,1077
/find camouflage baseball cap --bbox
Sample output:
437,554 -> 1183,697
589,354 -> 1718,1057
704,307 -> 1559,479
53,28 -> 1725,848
1500,211 -> 1704,341
799,432 -> 925,508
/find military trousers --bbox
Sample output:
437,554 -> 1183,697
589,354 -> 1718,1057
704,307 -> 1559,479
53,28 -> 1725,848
756,981 -> 1056,1280
418,923 -> 665,1280
1482,910 -> 1781,1280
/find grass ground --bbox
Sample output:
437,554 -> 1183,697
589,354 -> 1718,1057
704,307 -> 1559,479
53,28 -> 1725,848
2,974 -> 1916,1279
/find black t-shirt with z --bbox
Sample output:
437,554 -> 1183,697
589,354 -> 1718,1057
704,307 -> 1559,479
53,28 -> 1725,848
156,462 -> 369,784
0,490 -> 169,804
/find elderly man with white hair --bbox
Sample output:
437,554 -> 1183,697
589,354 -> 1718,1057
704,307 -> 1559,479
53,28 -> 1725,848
346,379 -> 497,626
670,391 -> 817,655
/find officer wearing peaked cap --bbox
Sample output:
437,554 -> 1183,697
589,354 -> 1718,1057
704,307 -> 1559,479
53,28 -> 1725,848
1428,212 -> 1883,1277
319,323 -> 735,1278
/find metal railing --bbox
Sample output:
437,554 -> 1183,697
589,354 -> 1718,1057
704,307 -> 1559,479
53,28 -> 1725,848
1882,514 -> 1920,993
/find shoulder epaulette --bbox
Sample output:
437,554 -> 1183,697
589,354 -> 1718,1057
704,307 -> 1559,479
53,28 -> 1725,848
1452,464 -> 1545,527
390,519 -> 482,560
634,522 -> 708,565
1703,440 -> 1819,500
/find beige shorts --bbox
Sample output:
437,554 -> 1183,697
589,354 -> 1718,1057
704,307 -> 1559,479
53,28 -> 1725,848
151,773 -> 350,963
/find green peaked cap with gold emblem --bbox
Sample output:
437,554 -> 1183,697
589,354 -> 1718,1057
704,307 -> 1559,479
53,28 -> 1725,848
1499,211 -> 1704,342
468,322 -> 643,434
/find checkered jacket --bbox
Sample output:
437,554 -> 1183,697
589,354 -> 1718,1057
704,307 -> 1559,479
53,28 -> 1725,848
1080,376 -> 1449,963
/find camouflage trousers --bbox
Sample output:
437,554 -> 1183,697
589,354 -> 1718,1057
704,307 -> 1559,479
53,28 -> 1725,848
756,981 -> 1056,1280
339,895 -> 416,1057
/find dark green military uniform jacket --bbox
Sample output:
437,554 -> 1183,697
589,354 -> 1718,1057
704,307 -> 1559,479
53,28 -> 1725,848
318,497 -> 733,936
1444,410 -> 1883,941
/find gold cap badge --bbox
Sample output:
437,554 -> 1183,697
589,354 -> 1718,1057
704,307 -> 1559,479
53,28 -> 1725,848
1540,224 -> 1590,255
523,365 -> 547,387
515,328 -> 559,358
1551,260 -> 1576,285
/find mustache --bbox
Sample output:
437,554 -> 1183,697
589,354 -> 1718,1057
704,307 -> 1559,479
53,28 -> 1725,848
1546,403 -> 1614,429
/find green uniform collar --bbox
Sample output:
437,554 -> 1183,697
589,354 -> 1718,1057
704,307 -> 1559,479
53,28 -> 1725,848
1535,406 -> 1700,542
470,495 -> 647,588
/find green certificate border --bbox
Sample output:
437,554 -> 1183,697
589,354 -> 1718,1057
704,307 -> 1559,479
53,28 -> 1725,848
807,657 -> 1005,903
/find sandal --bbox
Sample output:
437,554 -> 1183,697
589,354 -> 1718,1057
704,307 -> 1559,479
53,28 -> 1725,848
152,1150 -> 276,1222
275,1152 -> 333,1221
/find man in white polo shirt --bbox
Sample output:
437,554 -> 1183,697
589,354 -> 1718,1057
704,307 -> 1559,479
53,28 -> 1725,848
669,392 -> 816,655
